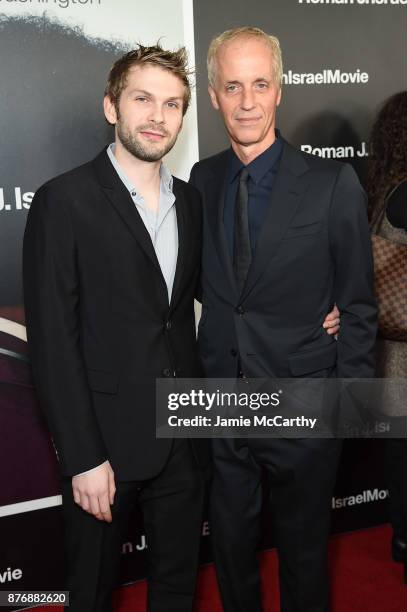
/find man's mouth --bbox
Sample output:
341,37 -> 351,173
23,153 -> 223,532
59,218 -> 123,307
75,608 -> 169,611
139,130 -> 166,141
235,117 -> 261,124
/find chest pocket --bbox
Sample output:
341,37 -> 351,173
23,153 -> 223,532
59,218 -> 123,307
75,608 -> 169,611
284,221 -> 322,240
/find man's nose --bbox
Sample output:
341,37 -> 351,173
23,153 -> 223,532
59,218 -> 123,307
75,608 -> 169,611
149,103 -> 165,123
241,88 -> 255,110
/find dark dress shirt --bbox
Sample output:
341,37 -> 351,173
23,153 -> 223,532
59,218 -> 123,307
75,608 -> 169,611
223,132 -> 283,258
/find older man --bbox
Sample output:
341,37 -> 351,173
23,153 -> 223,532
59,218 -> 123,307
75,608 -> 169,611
190,27 -> 377,612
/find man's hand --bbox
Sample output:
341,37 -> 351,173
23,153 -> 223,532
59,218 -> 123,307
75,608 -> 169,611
323,304 -> 340,336
72,460 -> 116,522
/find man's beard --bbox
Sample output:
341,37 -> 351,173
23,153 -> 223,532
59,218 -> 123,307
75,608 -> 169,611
117,119 -> 178,162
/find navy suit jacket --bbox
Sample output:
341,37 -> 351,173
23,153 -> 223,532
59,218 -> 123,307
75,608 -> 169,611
190,138 -> 377,380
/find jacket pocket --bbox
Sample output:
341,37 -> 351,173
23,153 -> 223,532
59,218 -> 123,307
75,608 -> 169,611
87,368 -> 118,394
288,343 -> 337,376
283,221 -> 322,239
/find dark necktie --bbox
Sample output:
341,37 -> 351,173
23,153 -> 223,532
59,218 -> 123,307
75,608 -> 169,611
233,167 -> 251,294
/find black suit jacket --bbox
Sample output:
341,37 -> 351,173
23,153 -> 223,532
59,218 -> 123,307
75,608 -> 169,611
190,138 -> 377,380
23,148 -> 204,480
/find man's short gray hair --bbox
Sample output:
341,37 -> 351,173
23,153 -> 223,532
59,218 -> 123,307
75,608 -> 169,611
207,26 -> 283,89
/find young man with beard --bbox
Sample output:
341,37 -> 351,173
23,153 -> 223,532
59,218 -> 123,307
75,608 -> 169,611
190,27 -> 377,612
23,45 -> 206,612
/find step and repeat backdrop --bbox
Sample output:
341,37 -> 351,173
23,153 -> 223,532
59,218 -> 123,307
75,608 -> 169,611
0,0 -> 406,606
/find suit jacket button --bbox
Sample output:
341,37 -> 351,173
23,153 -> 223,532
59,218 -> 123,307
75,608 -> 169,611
162,368 -> 172,377
230,349 -> 238,357
236,306 -> 245,315
165,320 -> 172,331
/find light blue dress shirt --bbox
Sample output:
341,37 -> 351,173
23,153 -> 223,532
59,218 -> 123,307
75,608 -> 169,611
107,143 -> 178,303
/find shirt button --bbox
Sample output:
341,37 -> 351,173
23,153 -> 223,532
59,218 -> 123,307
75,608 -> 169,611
131,190 -> 136,197
236,306 -> 245,315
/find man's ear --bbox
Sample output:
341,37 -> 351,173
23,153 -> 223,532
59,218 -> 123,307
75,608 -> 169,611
208,85 -> 220,110
103,95 -> 118,125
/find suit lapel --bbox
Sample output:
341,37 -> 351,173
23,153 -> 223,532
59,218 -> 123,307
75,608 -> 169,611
169,180 -> 188,311
241,141 -> 310,301
92,148 -> 167,286
205,152 -> 238,298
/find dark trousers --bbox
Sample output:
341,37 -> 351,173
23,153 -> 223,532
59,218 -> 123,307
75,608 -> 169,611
210,437 -> 342,612
61,440 -> 205,612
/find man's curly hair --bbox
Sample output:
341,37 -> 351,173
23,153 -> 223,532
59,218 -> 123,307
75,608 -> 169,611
367,91 -> 407,219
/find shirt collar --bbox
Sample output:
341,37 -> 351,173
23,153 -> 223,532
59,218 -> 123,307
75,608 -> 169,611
106,143 -> 173,195
228,129 -> 283,185
159,160 -> 174,194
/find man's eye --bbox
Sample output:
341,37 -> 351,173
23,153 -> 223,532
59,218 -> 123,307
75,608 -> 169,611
136,97 -> 148,103
167,102 -> 179,109
226,85 -> 237,93
256,82 -> 268,89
